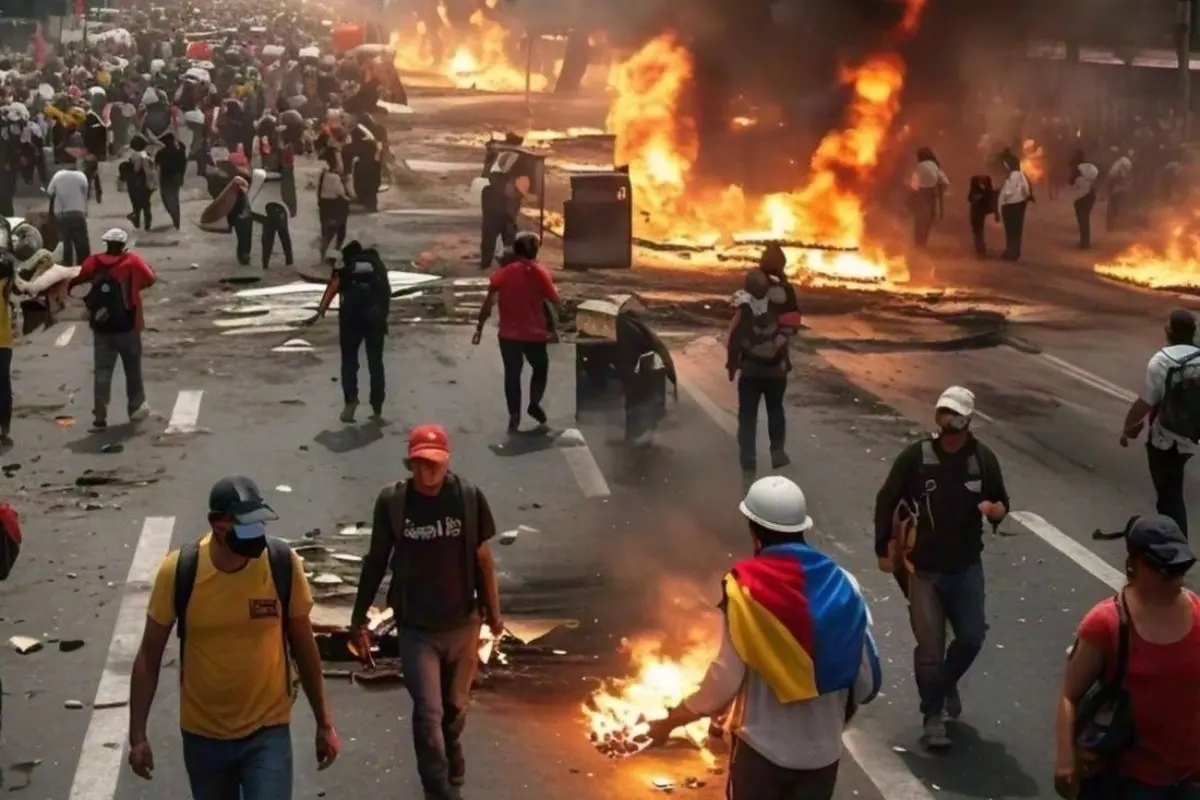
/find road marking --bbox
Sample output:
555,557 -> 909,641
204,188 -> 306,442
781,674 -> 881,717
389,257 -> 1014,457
842,727 -> 937,800
558,430 -> 611,498
676,373 -> 736,436
1038,353 -> 1138,404
1009,511 -> 1124,591
165,389 -> 203,434
69,516 -> 176,800
55,324 -> 77,347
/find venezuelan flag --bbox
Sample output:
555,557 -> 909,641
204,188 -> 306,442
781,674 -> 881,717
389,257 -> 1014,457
724,542 -> 880,704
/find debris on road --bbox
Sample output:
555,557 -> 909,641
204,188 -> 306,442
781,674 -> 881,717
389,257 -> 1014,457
58,639 -> 85,653
63,699 -> 85,710
10,635 -> 42,654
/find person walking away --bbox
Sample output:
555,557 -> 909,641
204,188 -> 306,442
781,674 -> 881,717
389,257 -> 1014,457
1070,151 -> 1100,250
0,259 -> 14,447
472,232 -> 559,433
1120,309 -> 1200,536
316,147 -> 350,264
727,244 -> 802,480
81,97 -> 107,203
349,425 -> 503,800
67,228 -> 154,432
120,135 -> 156,232
478,139 -> 528,269
615,304 -> 677,447
127,475 -> 340,797
311,240 -> 390,422
46,164 -> 91,266
873,386 -> 1008,749
966,175 -> 997,259
647,477 -> 882,800
1055,515 -> 1200,800
1107,148 -> 1134,232
910,147 -> 948,247
155,132 -> 187,230
998,151 -> 1033,261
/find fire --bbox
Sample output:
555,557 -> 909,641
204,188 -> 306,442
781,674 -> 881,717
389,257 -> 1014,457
390,1 -> 549,93
584,632 -> 718,761
605,18 -> 924,285
1022,138 -> 1046,184
1096,212 -> 1200,288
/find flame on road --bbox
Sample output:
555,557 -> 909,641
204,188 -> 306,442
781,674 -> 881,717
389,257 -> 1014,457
605,1 -> 928,285
1021,139 -> 1046,184
1096,213 -> 1200,288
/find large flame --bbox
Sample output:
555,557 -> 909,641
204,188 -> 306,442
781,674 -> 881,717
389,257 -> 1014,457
1096,211 -> 1200,288
390,0 -> 549,93
1021,139 -> 1046,184
605,18 -> 924,284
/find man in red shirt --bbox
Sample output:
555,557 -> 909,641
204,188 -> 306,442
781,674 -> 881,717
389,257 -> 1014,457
68,228 -> 157,432
471,232 -> 559,433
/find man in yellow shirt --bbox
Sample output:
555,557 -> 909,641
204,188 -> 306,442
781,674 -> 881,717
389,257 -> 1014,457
127,475 -> 340,798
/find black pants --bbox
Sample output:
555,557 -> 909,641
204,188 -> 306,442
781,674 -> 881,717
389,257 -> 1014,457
1147,443 -> 1192,536
1000,201 -> 1027,261
624,367 -> 667,442
82,159 -> 102,203
160,175 -> 182,229
912,188 -> 936,247
232,213 -> 253,265
737,375 -> 787,470
498,338 -> 548,418
58,213 -> 91,267
127,185 -> 152,230
0,166 -> 16,217
398,624 -> 478,800
968,210 -> 989,258
0,347 -> 11,435
258,205 -> 293,269
727,737 -> 838,800
338,316 -> 385,409
1075,192 -> 1095,248
480,210 -> 516,269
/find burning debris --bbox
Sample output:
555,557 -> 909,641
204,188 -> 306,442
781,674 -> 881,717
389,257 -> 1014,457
1095,212 -> 1200,289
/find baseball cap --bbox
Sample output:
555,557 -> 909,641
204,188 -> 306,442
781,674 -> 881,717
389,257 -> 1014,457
100,228 -> 129,244
1127,514 -> 1196,572
936,386 -> 975,418
208,475 -> 278,530
408,424 -> 450,464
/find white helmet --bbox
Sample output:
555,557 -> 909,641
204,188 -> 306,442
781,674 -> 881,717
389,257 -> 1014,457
739,476 -> 813,534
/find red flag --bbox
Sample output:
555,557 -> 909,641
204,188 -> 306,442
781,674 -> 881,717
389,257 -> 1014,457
32,24 -> 45,69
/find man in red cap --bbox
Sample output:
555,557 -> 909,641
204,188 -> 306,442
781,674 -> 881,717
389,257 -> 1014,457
349,424 -> 503,800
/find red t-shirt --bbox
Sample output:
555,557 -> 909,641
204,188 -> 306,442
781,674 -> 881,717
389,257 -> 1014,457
1078,593 -> 1200,786
76,252 -> 157,332
488,259 -> 559,342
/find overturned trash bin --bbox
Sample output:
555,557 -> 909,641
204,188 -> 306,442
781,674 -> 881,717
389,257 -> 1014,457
574,294 -> 676,445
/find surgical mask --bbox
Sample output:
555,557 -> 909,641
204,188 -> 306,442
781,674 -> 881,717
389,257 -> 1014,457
939,414 -> 970,435
227,523 -> 268,558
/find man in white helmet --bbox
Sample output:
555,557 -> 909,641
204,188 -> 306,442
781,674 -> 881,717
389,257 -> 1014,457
873,386 -> 1008,749
647,476 -> 881,800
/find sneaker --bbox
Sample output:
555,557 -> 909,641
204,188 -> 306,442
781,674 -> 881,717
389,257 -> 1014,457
922,715 -> 951,749
944,686 -> 963,720
770,449 -> 791,469
450,774 -> 465,787
129,404 -> 150,422
506,414 -> 520,434
527,404 -> 548,425
89,419 -> 108,433
370,405 -> 383,421
340,402 -> 358,423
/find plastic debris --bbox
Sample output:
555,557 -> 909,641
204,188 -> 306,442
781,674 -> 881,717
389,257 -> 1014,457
9,635 -> 42,654
311,573 -> 343,586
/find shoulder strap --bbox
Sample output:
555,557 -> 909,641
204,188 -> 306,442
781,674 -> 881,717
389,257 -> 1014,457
387,480 -> 409,622
1111,591 -> 1132,689
458,476 -> 480,608
265,536 -> 294,694
174,541 -> 200,644
920,439 -> 938,466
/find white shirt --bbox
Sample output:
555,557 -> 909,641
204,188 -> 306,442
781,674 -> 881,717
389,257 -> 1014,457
1109,156 -> 1133,193
1143,344 -> 1200,454
998,170 -> 1032,206
46,169 -> 89,215
909,159 -> 949,191
1072,163 -> 1099,200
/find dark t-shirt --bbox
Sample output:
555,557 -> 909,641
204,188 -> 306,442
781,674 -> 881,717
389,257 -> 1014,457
392,478 -> 495,631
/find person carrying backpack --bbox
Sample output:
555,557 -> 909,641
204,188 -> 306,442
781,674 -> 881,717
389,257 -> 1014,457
310,240 -> 390,423
128,475 -> 340,797
1121,309 -> 1200,536
67,228 -> 155,432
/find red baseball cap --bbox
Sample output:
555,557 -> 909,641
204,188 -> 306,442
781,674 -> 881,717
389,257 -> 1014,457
408,424 -> 450,463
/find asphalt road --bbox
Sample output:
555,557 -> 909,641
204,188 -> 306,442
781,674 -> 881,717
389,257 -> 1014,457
0,92 -> 1195,800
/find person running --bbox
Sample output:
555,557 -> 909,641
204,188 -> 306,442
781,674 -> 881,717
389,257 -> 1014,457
128,476 -> 340,798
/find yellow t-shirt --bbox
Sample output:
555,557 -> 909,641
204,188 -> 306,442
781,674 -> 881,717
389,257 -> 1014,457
0,278 -> 13,349
147,534 -> 313,740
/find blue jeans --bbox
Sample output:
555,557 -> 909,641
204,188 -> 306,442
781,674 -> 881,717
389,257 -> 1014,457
908,563 -> 987,717
181,724 -> 293,800
399,624 -> 479,799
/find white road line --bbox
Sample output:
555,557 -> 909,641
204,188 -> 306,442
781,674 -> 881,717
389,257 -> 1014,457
676,373 -> 737,436
165,389 -> 204,434
842,728 -> 937,800
55,324 -> 77,348
1038,353 -> 1138,404
559,432 -> 611,498
1009,511 -> 1124,591
69,516 -> 176,800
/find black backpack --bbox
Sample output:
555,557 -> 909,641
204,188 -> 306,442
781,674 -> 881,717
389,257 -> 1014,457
341,256 -> 385,321
84,263 -> 136,334
1157,349 -> 1200,443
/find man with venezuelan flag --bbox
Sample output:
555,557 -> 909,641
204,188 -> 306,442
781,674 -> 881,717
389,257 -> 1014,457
648,476 -> 882,800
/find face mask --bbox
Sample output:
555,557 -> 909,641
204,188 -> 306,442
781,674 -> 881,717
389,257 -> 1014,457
226,523 -> 267,558
939,414 -> 970,435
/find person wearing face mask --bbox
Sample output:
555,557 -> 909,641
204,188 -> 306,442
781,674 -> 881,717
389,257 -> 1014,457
644,476 -> 882,800
127,476 -> 341,798
349,425 -> 503,800
1055,515 -> 1200,800
872,386 -> 1009,749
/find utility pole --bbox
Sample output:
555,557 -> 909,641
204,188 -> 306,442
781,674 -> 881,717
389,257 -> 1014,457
1179,0 -> 1193,140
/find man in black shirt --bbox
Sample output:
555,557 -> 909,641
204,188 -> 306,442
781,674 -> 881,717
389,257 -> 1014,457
350,423 -> 503,800
872,386 -> 1008,750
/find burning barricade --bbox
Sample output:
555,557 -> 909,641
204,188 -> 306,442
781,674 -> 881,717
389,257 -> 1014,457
1096,209 -> 1200,290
